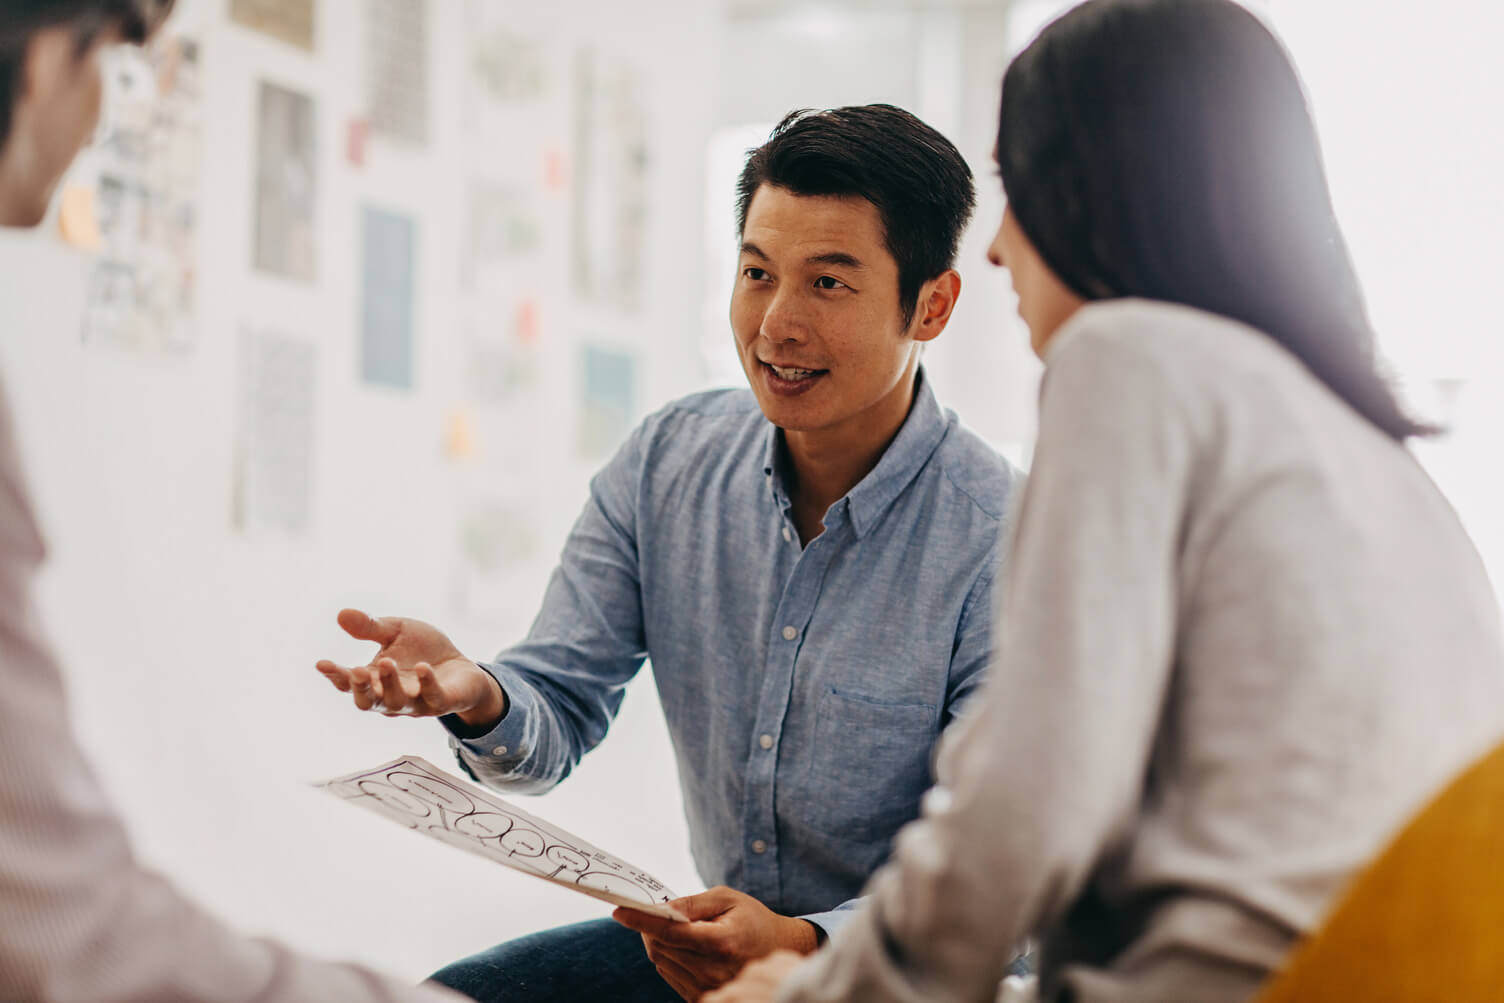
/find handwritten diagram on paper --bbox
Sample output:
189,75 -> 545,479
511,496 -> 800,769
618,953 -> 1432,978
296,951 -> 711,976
232,329 -> 316,534
254,81 -> 317,281
318,756 -> 686,920
81,35 -> 201,353
364,0 -> 430,145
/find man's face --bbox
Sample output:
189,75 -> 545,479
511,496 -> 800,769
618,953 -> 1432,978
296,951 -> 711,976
731,184 -> 925,437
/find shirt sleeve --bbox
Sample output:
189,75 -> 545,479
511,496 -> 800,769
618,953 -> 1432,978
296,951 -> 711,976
0,400 -> 461,1002
776,329 -> 1194,1002
446,417 -> 653,794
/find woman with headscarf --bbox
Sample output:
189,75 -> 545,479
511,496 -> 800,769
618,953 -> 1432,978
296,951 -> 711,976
709,1 -> 1504,1000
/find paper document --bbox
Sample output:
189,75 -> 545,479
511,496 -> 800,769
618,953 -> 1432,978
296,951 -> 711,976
317,756 -> 687,921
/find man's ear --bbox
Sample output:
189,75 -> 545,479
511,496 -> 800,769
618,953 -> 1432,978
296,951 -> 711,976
910,270 -> 962,344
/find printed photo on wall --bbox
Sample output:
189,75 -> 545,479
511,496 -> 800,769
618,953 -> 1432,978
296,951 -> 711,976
364,0 -> 429,145
578,344 -> 636,458
571,48 -> 649,313
230,0 -> 316,51
232,329 -> 317,535
254,81 -> 317,281
79,34 -> 202,353
360,206 -> 417,389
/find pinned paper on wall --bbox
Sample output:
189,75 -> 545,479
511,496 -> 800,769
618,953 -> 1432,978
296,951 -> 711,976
254,81 -> 317,281
230,0 -> 315,51
571,49 -> 649,313
360,206 -> 417,389
79,34 -> 201,353
232,329 -> 317,535
463,298 -> 542,406
579,344 -> 636,458
365,0 -> 429,145
463,182 -> 543,294
469,20 -> 549,103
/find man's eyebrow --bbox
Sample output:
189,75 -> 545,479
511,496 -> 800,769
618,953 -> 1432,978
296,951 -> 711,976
807,252 -> 866,270
737,244 -> 866,270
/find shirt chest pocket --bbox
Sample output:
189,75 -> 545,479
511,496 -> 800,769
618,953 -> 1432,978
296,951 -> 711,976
799,687 -> 939,846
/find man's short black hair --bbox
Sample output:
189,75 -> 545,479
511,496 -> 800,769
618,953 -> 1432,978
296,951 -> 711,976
0,0 -> 173,150
735,104 -> 977,328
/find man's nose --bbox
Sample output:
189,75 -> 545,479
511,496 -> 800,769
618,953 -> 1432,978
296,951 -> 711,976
760,288 -> 809,343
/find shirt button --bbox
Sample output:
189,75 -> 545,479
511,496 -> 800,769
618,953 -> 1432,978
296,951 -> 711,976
781,626 -> 797,641
782,526 -> 792,542
492,746 -> 508,756
752,839 -> 768,855
759,734 -> 773,750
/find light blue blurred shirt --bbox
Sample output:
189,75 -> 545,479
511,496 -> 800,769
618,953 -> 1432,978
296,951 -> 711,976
446,369 -> 1021,937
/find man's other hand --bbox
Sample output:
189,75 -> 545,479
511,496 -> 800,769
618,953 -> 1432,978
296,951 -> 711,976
314,608 -> 506,728
613,886 -> 820,1001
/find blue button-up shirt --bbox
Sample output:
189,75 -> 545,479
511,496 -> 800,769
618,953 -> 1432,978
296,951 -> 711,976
448,370 -> 1021,937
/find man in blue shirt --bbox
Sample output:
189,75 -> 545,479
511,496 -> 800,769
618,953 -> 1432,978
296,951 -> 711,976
316,104 -> 1022,1002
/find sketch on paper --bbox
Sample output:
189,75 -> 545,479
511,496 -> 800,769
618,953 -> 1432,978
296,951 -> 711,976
364,0 -> 429,145
463,182 -> 543,294
579,344 -> 636,457
230,0 -> 315,51
317,756 -> 686,919
571,49 -> 649,312
81,35 -> 201,353
468,18 -> 548,104
254,81 -> 317,281
462,298 -> 541,405
232,330 -> 317,534
360,206 -> 417,389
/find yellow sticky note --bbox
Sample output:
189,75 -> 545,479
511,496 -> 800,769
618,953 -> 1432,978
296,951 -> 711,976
58,184 -> 102,250
444,408 -> 476,461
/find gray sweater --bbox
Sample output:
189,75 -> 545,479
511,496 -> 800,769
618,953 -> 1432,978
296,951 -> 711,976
779,299 -> 1504,1002
0,374 -> 460,1000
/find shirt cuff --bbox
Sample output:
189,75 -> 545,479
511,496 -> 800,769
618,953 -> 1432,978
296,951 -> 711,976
440,662 -> 536,766
799,902 -> 860,943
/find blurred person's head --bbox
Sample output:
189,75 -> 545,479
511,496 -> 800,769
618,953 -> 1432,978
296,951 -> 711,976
732,104 -> 976,445
989,0 -> 1427,440
0,0 -> 173,228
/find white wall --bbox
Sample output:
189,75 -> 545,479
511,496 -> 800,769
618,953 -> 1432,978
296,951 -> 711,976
0,0 -> 718,981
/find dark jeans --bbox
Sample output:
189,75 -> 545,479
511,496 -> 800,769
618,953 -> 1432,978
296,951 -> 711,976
429,917 -> 680,1003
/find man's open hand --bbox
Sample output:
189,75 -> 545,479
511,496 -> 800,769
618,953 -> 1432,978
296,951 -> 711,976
613,886 -> 820,1001
314,608 -> 505,728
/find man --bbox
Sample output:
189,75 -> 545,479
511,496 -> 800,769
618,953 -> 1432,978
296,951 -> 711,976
317,104 -> 1022,1002
0,2 -> 461,1000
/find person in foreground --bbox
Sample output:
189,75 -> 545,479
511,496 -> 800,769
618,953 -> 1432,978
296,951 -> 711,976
0,3 -> 463,1000
708,1 -> 1504,1001
315,104 -> 1024,1002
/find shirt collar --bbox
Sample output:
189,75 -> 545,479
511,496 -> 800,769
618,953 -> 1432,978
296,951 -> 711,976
760,367 -> 949,539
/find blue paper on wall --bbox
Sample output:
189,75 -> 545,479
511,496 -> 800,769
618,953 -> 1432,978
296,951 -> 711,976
360,206 -> 416,388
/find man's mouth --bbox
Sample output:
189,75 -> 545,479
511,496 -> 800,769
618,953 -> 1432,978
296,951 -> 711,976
762,362 -> 827,382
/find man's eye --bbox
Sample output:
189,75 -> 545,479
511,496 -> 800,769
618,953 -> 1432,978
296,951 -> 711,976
744,267 -> 769,281
814,276 -> 847,290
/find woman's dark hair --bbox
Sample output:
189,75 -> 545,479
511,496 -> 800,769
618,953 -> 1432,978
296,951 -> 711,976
737,104 -> 977,328
0,0 -> 174,151
997,0 -> 1430,439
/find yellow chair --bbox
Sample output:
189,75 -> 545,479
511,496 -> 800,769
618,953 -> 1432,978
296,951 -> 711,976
1257,737 -> 1504,1002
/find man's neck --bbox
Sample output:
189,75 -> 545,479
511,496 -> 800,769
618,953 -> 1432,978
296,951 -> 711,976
782,367 -> 919,544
